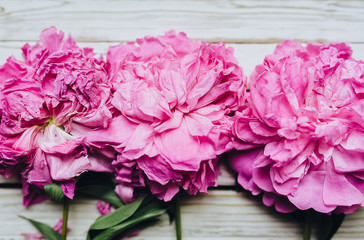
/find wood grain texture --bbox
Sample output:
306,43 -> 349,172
0,0 -> 364,43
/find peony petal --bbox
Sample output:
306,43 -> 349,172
148,180 -> 180,202
229,149 -> 263,195
46,153 -> 90,181
39,27 -> 64,52
137,155 -> 181,185
27,149 -> 52,188
288,168 -> 336,213
61,180 -> 76,199
84,115 -> 138,149
154,119 -> 215,171
332,146 -> 364,172
39,124 -> 84,154
323,161 -> 364,206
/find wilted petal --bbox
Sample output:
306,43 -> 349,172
46,153 -> 90,181
61,180 -> 76,199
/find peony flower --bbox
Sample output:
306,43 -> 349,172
0,27 -> 114,205
88,31 -> 246,202
230,40 -> 364,214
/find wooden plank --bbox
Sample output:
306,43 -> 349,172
0,0 -> 364,43
1,189 -> 364,239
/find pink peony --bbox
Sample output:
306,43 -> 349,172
88,31 -> 246,202
0,27 -> 113,205
230,41 -> 364,214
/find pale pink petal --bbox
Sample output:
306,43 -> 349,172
39,27 -> 64,52
46,153 -> 90,181
323,161 -> 364,206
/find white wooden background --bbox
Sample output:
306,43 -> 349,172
1,0 -> 364,239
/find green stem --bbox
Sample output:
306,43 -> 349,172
61,197 -> 70,240
303,210 -> 312,240
175,199 -> 182,240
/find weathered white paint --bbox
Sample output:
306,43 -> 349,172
0,0 -> 364,43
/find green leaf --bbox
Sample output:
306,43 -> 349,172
20,216 -> 61,240
89,196 -> 145,231
92,203 -> 167,240
76,185 -> 123,208
44,183 -> 65,202
132,198 -> 165,218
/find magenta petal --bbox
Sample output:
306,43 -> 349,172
123,123 -> 154,158
39,27 -> 64,52
137,155 -> 181,185
40,125 -> 85,155
148,180 -> 180,202
61,180 -> 76,199
46,153 -> 90,181
154,110 -> 183,133
252,163 -> 275,193
0,56 -> 31,81
288,169 -> 336,213
12,126 -> 40,154
27,149 -> 52,187
340,129 -> 364,151
85,115 -> 138,149
263,192 -> 297,213
97,201 -> 112,215
229,149 -> 263,195
184,113 -> 213,137
155,119 -> 215,171
22,178 -> 49,207
88,153 -> 114,173
323,161 -> 364,206
332,146 -> 364,172
72,105 -> 112,128
115,183 -> 135,204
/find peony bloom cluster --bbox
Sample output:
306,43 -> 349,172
230,41 -> 364,214
87,31 -> 246,202
0,28 -> 246,206
0,27 -> 114,205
